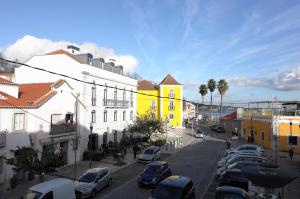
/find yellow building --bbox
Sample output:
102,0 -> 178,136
137,74 -> 183,128
241,106 -> 300,154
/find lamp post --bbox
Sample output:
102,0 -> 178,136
89,122 -> 93,168
250,116 -> 253,143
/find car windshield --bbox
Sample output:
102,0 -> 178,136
144,149 -> 154,154
145,165 -> 161,173
23,190 -> 43,199
78,172 -> 97,183
152,185 -> 182,199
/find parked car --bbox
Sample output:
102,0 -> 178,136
227,144 -> 264,155
216,126 -> 226,133
216,161 -> 261,178
219,151 -> 264,166
218,169 -> 248,191
23,178 -> 75,199
195,128 -> 204,138
223,150 -> 263,158
138,161 -> 172,187
150,176 -> 195,199
138,146 -> 161,163
75,167 -> 112,198
210,125 -> 218,131
218,155 -> 267,168
215,186 -> 250,199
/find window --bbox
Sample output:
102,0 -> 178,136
65,113 -> 73,123
14,113 -> 25,131
123,111 -> 126,121
41,191 -> 53,199
114,87 -> 117,106
130,111 -> 133,120
169,88 -> 174,98
169,100 -> 174,110
91,110 -> 96,123
104,111 -> 107,122
114,110 -> 117,121
123,90 -> 126,106
169,113 -> 174,120
151,112 -> 155,120
104,87 -> 107,106
92,85 -> 96,106
261,132 -> 265,141
289,136 -> 298,146
130,91 -> 133,107
151,100 -> 156,110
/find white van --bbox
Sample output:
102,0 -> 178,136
23,178 -> 75,199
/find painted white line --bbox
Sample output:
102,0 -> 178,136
200,171 -> 216,199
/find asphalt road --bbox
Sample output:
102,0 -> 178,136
96,133 -> 225,199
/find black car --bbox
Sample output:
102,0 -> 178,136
216,126 -> 225,133
138,161 -> 172,187
215,186 -> 250,199
210,125 -> 218,131
218,169 -> 248,191
150,176 -> 195,199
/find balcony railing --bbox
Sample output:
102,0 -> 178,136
0,132 -> 6,148
169,93 -> 175,98
50,123 -> 75,136
103,99 -> 129,108
150,106 -> 156,110
168,106 -> 175,111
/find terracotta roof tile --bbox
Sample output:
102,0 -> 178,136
46,49 -> 82,63
0,77 -> 17,85
0,80 -> 66,108
137,80 -> 157,90
159,74 -> 181,85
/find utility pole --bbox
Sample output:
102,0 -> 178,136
74,93 -> 80,180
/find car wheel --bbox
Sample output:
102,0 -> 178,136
107,178 -> 112,187
90,189 -> 96,198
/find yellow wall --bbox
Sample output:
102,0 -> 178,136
277,123 -> 300,153
160,86 -> 182,127
136,90 -> 159,119
241,119 -> 272,149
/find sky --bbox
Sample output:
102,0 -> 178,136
1,0 -> 300,104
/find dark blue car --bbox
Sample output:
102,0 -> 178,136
138,161 -> 172,187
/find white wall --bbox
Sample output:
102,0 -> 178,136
15,54 -> 137,150
0,82 -> 79,190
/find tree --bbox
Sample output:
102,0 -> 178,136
199,84 -> 208,104
7,146 -> 65,182
207,79 -> 216,124
217,79 -> 229,120
127,114 -> 164,142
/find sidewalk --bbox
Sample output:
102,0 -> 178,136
2,148 -> 137,199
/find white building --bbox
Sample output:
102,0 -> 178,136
183,102 -> 196,121
0,77 -> 82,191
15,46 -> 137,154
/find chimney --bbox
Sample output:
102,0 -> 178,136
67,45 -> 80,54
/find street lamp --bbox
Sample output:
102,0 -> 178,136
250,116 -> 254,143
89,122 -> 93,168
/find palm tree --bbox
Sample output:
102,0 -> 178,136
207,79 -> 216,124
199,84 -> 208,104
217,79 -> 229,120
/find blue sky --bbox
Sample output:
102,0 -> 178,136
1,0 -> 300,104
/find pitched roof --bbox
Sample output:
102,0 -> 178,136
159,74 -> 181,85
137,80 -> 157,90
46,49 -> 82,63
0,80 -> 66,108
0,77 -> 17,85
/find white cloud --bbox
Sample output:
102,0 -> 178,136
227,65 -> 300,91
1,35 -> 138,74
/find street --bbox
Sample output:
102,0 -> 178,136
95,132 -> 225,199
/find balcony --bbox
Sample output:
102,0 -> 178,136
0,132 -> 6,148
168,93 -> 175,98
50,123 -> 75,136
103,99 -> 129,108
168,106 -> 175,111
150,106 -> 156,110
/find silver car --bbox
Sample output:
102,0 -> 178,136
75,167 -> 112,198
138,146 -> 161,163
